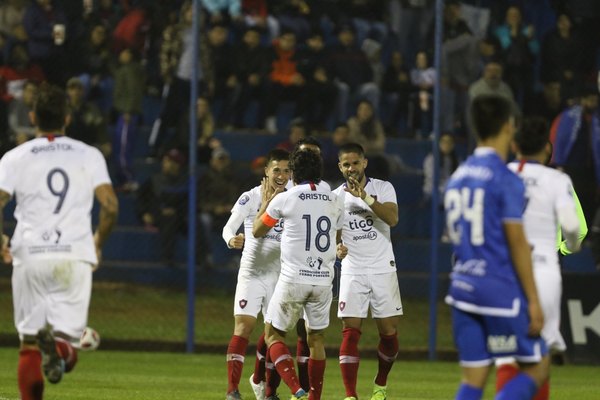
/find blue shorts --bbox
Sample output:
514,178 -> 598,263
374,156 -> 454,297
452,305 -> 548,367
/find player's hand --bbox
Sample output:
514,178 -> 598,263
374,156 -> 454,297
261,177 -> 283,205
229,233 -> 245,249
344,176 -> 365,199
528,300 -> 544,336
336,242 -> 348,260
1,234 -> 12,265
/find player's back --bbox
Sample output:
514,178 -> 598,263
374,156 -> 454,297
444,148 -> 526,313
508,161 -> 574,265
271,181 -> 343,286
0,136 -> 110,264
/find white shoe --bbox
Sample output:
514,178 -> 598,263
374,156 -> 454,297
249,373 -> 265,400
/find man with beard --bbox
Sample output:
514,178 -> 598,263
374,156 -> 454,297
333,142 -> 402,400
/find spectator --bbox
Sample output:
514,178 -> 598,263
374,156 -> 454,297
78,23 -> 115,114
0,0 -> 28,42
22,0 -> 68,85
422,133 -> 459,204
328,24 -> 380,122
241,0 -> 279,40
87,0 -> 123,32
202,0 -> 243,26
207,23 -> 236,127
149,1 -> 213,158
410,50 -> 436,138
347,100 -> 389,179
198,147 -> 240,230
381,50 -> 411,136
493,5 -> 539,107
0,43 -> 45,103
550,85 -> 600,225
8,80 -> 37,146
435,0 -> 479,135
230,26 -> 270,128
527,80 -> 563,127
136,148 -> 188,267
112,48 -> 145,191
467,61 -> 516,141
264,30 -> 305,133
276,118 -> 307,152
65,77 -> 111,158
269,0 -> 311,42
296,30 -> 337,131
540,14 -> 583,98
177,96 -> 220,165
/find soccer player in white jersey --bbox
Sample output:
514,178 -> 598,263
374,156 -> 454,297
253,149 -> 344,400
495,117 -> 583,400
222,149 -> 290,400
333,142 -> 402,400
0,83 -> 118,399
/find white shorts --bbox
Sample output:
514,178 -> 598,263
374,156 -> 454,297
12,259 -> 93,340
338,272 -> 403,319
265,280 -> 332,332
233,270 -> 279,317
534,266 -> 565,351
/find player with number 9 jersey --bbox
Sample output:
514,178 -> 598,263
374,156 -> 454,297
0,136 -> 111,264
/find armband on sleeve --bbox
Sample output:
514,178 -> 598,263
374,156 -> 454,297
261,213 -> 278,228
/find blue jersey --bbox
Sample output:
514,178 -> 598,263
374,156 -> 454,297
444,148 -> 526,316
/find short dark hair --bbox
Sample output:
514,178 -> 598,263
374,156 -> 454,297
293,137 -> 322,152
470,95 -> 513,141
266,148 -> 290,163
514,116 -> 549,156
290,149 -> 322,184
338,142 -> 365,158
34,83 -> 67,132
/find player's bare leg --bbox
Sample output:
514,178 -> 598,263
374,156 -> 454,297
306,329 -> 326,400
265,323 -> 306,399
456,365 -> 490,399
371,316 -> 399,399
226,315 -> 256,398
339,317 -> 363,400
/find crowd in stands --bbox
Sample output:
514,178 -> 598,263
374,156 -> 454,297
2,0 -> 600,268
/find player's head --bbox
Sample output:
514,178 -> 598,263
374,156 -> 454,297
513,116 -> 550,158
32,82 -> 68,133
338,142 -> 368,184
265,149 -> 291,191
470,95 -> 515,143
293,136 -> 322,155
290,148 -> 322,184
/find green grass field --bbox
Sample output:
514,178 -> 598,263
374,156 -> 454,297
0,349 -> 598,399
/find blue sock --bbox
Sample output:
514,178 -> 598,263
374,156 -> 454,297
456,383 -> 483,400
495,372 -> 537,400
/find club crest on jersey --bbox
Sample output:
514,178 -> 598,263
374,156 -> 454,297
339,302 -> 346,311
307,256 -> 323,270
239,299 -> 248,309
238,194 -> 250,205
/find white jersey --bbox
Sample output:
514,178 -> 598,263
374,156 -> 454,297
265,181 -> 344,286
285,179 -> 331,191
334,178 -> 397,275
0,136 -> 111,264
226,185 -> 283,274
508,161 -> 577,270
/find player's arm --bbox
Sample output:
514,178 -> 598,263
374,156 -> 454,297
222,210 -> 245,249
504,222 -> 543,336
0,189 -> 12,264
345,176 -> 398,226
558,189 -> 586,255
94,183 -> 118,253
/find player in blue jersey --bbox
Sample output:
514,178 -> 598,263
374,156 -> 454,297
444,95 -> 550,400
